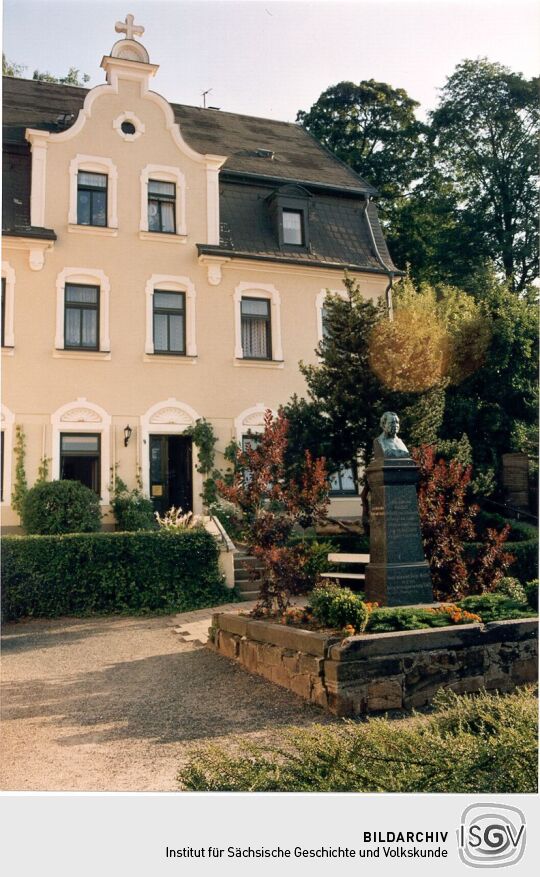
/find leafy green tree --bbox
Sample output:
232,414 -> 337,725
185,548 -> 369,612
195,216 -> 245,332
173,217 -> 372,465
2,53 -> 89,86
32,67 -> 90,86
442,268 -> 538,471
2,53 -> 26,77
430,59 -> 539,291
284,276 -> 499,484
297,80 -> 427,209
386,170 -> 488,287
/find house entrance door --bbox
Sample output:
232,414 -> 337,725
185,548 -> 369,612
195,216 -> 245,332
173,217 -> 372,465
149,434 -> 193,515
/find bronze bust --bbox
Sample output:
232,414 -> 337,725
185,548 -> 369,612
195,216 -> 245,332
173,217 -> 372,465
373,412 -> 410,459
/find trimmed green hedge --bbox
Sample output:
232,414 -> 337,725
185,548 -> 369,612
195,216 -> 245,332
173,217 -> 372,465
2,528 -> 232,620
468,512 -> 538,584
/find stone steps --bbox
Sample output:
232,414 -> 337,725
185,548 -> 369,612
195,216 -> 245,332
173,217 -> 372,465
234,552 -> 263,601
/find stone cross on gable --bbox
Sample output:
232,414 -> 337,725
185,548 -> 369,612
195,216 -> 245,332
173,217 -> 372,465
115,13 -> 145,41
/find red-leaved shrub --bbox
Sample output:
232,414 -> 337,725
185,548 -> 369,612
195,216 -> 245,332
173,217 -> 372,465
413,445 -> 514,600
218,411 -> 329,613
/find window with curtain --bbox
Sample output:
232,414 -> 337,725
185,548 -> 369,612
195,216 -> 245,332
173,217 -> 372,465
241,298 -> 271,359
64,284 -> 99,350
153,290 -> 185,354
282,208 -> 304,245
148,180 -> 176,233
329,466 -> 357,496
77,171 -> 107,226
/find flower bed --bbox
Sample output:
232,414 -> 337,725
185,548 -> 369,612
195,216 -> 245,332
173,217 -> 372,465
209,612 -> 538,716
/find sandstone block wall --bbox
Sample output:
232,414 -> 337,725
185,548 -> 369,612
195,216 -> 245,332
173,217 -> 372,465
208,615 -> 538,716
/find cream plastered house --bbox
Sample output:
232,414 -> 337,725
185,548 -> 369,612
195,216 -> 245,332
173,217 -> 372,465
1,16 -> 398,531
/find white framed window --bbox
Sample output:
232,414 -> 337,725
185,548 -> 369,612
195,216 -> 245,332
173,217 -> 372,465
51,399 -> 112,504
68,155 -> 118,230
234,283 -> 283,361
55,268 -> 111,353
329,466 -> 357,496
144,275 -> 197,357
1,261 -> 16,349
139,165 -> 186,238
1,405 -> 15,505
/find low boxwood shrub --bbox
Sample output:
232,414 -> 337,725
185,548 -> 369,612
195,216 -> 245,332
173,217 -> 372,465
457,593 -> 537,623
310,583 -> 368,632
365,603 -> 481,633
2,528 -> 232,620
21,479 -> 101,535
178,687 -> 538,793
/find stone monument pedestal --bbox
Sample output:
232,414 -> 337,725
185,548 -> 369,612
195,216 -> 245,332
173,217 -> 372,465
365,457 -> 433,606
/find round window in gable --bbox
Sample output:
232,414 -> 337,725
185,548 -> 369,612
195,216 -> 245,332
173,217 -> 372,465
113,112 -> 145,141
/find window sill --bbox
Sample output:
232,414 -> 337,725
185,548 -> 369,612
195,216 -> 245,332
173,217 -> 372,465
143,353 -> 197,364
1,346 -> 15,357
68,224 -> 118,237
53,349 -> 111,361
139,231 -> 187,244
234,358 -> 284,369
329,494 -> 360,500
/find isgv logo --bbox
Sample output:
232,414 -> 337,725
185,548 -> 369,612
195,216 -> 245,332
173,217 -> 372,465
458,803 -> 526,868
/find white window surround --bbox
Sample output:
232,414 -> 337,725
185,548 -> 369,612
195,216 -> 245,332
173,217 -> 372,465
1,261 -> 16,348
50,398 -> 112,505
234,282 -> 283,361
55,268 -> 111,352
139,165 -> 186,237
139,399 -> 202,506
113,111 -> 145,141
234,404 -> 277,443
68,155 -> 118,229
144,275 -> 197,357
1,405 -> 15,505
316,287 -> 348,343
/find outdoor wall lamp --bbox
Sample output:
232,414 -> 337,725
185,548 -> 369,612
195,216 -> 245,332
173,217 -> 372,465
123,425 -> 132,447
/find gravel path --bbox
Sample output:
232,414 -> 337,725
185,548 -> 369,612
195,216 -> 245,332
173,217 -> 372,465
1,608 -> 338,792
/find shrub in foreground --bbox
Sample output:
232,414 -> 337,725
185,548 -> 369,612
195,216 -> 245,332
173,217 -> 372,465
458,593 -> 537,623
2,529 -> 231,620
310,583 -> 368,632
111,477 -> 156,531
178,687 -> 538,793
21,479 -> 101,534
365,603 -> 481,633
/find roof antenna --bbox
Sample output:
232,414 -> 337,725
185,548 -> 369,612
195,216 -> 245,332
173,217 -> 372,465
201,88 -> 212,109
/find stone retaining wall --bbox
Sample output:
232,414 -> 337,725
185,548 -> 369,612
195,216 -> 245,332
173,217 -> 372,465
208,613 -> 538,716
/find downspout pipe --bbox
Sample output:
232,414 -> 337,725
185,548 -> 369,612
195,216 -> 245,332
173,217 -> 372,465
362,195 -> 395,320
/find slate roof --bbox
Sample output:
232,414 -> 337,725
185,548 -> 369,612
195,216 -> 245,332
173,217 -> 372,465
2,76 -> 398,273
201,181 -> 395,272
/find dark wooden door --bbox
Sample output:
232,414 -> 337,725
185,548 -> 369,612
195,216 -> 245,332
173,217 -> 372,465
149,435 -> 192,514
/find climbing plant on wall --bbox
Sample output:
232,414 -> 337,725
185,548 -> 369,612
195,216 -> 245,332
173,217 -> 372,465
11,425 -> 28,515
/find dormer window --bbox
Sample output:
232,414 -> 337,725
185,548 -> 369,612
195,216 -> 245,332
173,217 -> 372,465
267,185 -> 311,252
77,171 -> 107,226
282,209 -> 304,245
